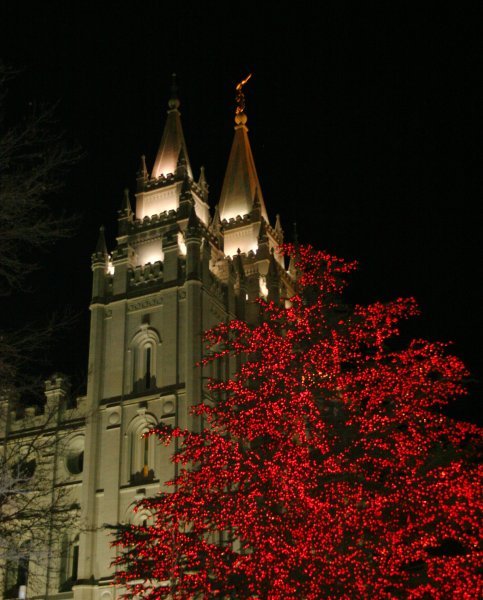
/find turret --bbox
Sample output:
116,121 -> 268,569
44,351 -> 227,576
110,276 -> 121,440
91,226 -> 109,300
198,166 -> 209,202
136,155 -> 149,192
118,188 -> 133,236
44,373 -> 71,414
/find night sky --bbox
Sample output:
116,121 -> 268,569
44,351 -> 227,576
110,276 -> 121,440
1,4 -> 480,422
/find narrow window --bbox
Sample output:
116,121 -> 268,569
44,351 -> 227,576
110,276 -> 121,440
71,543 -> 79,581
4,560 -> 17,598
145,346 -> 152,389
59,535 -> 69,588
6,542 -> 30,598
132,351 -> 137,391
143,435 -> 149,477
17,549 -> 29,589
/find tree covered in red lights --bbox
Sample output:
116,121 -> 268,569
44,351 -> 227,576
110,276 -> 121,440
113,245 -> 482,599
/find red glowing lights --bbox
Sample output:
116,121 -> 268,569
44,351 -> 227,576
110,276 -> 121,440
113,245 -> 482,599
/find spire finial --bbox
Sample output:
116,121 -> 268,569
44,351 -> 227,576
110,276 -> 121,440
235,73 -> 252,125
168,73 -> 180,110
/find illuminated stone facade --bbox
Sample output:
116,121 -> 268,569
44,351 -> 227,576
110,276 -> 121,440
0,85 -> 292,600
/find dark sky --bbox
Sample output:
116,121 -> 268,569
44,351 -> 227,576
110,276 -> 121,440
1,4 -> 480,421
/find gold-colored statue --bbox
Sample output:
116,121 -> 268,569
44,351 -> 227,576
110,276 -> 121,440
235,73 -> 252,115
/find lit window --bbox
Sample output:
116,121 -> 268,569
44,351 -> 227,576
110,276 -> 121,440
126,414 -> 158,485
145,346 -> 152,389
129,327 -> 161,393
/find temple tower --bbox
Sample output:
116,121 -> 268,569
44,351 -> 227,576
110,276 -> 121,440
1,79 -> 292,600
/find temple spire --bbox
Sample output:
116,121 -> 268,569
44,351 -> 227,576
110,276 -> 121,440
95,225 -> 108,257
218,74 -> 269,223
151,74 -> 193,180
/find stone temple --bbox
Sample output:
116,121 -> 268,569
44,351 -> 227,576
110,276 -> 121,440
0,78 -> 294,599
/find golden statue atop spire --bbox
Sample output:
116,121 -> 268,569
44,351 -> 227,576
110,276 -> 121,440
235,73 -> 252,124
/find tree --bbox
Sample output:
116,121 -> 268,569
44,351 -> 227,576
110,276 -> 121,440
0,65 -> 82,597
113,245 -> 482,599
0,64 -> 79,294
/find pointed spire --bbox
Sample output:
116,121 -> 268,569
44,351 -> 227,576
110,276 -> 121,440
91,225 -> 109,269
95,226 -> 108,257
210,204 -> 222,237
136,155 -> 149,192
118,189 -> 133,235
120,188 -> 132,214
288,223 -> 299,280
138,154 -> 148,179
198,166 -> 209,199
275,214 -> 283,235
219,77 -> 269,223
186,202 -> 200,233
151,74 -> 193,180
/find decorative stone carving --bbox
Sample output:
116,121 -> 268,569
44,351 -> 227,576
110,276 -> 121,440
127,295 -> 163,312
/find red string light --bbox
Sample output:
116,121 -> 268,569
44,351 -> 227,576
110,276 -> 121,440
113,245 -> 482,599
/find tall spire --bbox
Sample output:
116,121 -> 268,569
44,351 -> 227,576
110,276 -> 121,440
198,166 -> 209,200
151,74 -> 193,180
95,225 -> 108,256
218,74 -> 269,223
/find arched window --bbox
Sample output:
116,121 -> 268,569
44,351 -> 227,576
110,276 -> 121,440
124,502 -> 154,528
128,327 -> 161,393
126,413 -> 158,485
59,533 -> 79,592
144,346 -> 152,389
64,435 -> 85,477
4,541 -> 30,599
11,454 -> 36,482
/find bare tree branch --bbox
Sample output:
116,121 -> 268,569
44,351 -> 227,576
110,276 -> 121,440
0,64 -> 83,597
0,63 -> 82,295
